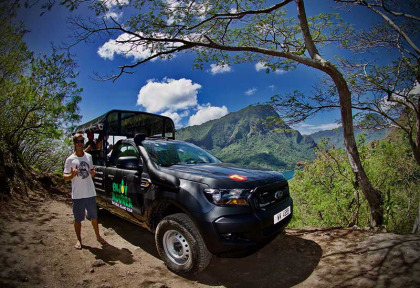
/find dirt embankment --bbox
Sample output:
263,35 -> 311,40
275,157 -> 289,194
1,189 -> 420,288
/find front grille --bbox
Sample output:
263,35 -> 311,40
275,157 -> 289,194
250,182 -> 289,210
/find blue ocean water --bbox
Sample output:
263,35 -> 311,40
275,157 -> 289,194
282,170 -> 295,180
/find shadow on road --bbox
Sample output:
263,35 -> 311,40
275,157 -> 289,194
98,209 -> 160,259
190,234 -> 322,288
83,243 -> 135,266
98,209 -> 322,288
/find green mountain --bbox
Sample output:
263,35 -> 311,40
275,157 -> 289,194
176,105 -> 316,171
310,127 -> 390,149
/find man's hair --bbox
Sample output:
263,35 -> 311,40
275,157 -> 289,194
73,133 -> 85,142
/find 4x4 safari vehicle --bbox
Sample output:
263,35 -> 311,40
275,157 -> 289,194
74,110 -> 293,275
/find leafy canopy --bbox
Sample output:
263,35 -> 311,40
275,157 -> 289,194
64,0 -> 351,80
0,2 -> 82,173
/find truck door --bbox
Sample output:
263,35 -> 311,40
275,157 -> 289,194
106,141 -> 144,224
93,165 -> 107,209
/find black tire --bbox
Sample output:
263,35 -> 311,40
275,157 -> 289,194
155,213 -> 212,275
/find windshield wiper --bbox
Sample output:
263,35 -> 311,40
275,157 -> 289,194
160,162 -> 178,167
184,161 -> 207,165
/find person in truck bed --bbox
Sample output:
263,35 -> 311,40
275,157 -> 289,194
95,132 -> 114,154
63,133 -> 107,249
83,131 -> 96,153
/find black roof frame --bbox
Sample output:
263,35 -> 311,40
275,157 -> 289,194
74,109 -> 176,140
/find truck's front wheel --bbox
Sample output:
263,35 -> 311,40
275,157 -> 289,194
155,213 -> 212,275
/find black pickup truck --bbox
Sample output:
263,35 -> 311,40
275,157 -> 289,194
74,110 -> 293,275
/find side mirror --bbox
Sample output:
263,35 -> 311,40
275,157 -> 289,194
116,156 -> 143,171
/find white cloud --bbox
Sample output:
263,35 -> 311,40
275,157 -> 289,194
292,122 -> 341,135
274,69 -> 287,75
255,62 -> 266,72
255,61 -> 287,74
104,0 -> 129,9
209,63 -> 232,75
98,31 -> 186,61
245,88 -> 257,95
137,78 -> 201,113
97,33 -> 153,61
161,110 -> 189,128
166,0 -> 210,24
136,77 -> 228,128
412,82 -> 420,94
188,104 -> 228,126
102,0 -> 129,20
380,82 -> 420,112
104,11 -> 123,20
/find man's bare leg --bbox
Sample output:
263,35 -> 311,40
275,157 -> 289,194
91,218 -> 106,245
74,221 -> 82,249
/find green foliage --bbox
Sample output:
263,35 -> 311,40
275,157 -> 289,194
290,133 -> 420,234
0,3 -> 82,173
363,136 -> 419,233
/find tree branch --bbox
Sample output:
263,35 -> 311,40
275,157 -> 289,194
187,0 -> 294,30
335,0 -> 420,56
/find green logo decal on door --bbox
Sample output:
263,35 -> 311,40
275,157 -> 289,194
112,179 -> 133,212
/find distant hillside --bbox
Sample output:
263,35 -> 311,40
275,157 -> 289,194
176,105 -> 316,171
310,127 -> 390,149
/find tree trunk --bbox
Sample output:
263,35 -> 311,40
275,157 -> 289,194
415,96 -> 420,165
333,69 -> 383,226
410,137 -> 420,166
295,0 -> 383,227
413,199 -> 420,234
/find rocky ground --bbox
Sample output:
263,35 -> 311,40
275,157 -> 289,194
1,189 -> 420,288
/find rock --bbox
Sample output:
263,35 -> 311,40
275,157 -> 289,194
104,228 -> 115,236
92,259 -> 106,267
150,283 -> 169,288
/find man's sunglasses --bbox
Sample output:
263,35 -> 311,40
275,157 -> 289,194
74,140 -> 84,144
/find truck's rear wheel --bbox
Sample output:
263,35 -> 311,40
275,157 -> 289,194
155,213 -> 212,275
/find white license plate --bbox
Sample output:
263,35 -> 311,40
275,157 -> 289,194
274,206 -> 291,224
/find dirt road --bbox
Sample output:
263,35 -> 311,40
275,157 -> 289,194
1,191 -> 419,288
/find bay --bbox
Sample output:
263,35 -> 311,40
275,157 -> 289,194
282,170 -> 295,180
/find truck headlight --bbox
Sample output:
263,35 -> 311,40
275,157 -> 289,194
204,188 -> 251,206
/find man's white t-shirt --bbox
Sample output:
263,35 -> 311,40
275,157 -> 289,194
63,153 -> 96,199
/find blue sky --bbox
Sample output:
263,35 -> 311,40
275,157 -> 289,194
17,0 -> 382,134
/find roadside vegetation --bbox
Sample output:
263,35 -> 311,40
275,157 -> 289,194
0,2 -> 81,199
290,130 -> 420,234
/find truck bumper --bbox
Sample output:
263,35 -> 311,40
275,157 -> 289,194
192,197 -> 293,257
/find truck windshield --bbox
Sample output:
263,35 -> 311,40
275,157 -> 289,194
142,140 -> 221,167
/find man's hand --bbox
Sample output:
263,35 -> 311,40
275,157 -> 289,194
71,167 -> 79,179
90,167 -> 96,178
64,166 -> 79,181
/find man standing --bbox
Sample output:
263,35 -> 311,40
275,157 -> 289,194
63,133 -> 106,249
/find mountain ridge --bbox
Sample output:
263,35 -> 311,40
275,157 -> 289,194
176,105 -> 317,171
310,127 -> 391,148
